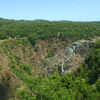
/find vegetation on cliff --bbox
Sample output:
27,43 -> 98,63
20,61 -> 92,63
7,40 -> 100,100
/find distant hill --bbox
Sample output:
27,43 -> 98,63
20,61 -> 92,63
0,18 -> 100,41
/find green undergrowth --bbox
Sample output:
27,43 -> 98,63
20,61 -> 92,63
7,40 -> 100,100
0,37 -> 99,100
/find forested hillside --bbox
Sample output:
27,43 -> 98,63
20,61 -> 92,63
0,18 -> 100,100
0,18 -> 100,42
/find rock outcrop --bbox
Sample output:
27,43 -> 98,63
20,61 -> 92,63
40,38 -> 100,77
62,40 -> 94,74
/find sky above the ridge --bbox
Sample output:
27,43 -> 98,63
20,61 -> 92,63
0,0 -> 100,21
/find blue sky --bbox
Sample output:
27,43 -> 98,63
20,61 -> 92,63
0,0 -> 100,21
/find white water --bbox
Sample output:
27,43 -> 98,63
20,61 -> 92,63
72,46 -> 76,55
62,56 -> 71,74
62,61 -> 64,72
61,45 -> 76,74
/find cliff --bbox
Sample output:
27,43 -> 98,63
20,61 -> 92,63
40,37 -> 100,77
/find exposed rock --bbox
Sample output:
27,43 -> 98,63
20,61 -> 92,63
62,41 -> 94,74
39,50 -> 65,77
40,38 -> 100,77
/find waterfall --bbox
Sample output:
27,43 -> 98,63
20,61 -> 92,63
62,61 -> 64,72
62,56 -> 71,74
66,56 -> 70,61
72,46 -> 76,55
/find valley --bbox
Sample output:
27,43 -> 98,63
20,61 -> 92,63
0,18 -> 100,100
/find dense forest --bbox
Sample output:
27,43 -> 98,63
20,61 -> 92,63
0,18 -> 100,100
0,18 -> 100,42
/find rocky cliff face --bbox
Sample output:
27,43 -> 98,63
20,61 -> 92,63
40,39 -> 97,77
62,40 -> 94,74
0,37 -> 99,77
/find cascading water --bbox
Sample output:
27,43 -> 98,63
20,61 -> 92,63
61,61 -> 64,72
72,46 -> 76,55
41,38 -> 97,76
61,44 -> 76,74
61,56 -> 71,74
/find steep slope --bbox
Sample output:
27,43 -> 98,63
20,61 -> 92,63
0,38 -> 66,74
0,37 -> 100,100
40,37 -> 100,77
7,39 -> 100,100
0,38 -> 66,100
0,37 -> 100,77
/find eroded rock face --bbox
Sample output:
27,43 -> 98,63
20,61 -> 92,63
39,50 -> 65,77
39,39 -> 97,77
62,40 -> 94,74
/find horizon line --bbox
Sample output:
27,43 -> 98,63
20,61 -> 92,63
0,17 -> 100,22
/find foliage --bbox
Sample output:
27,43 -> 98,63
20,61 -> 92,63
76,40 -> 100,84
9,41 -> 100,100
45,51 -> 54,58
15,89 -> 33,100
0,19 -> 100,45
0,18 -> 100,99
22,64 -> 32,75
